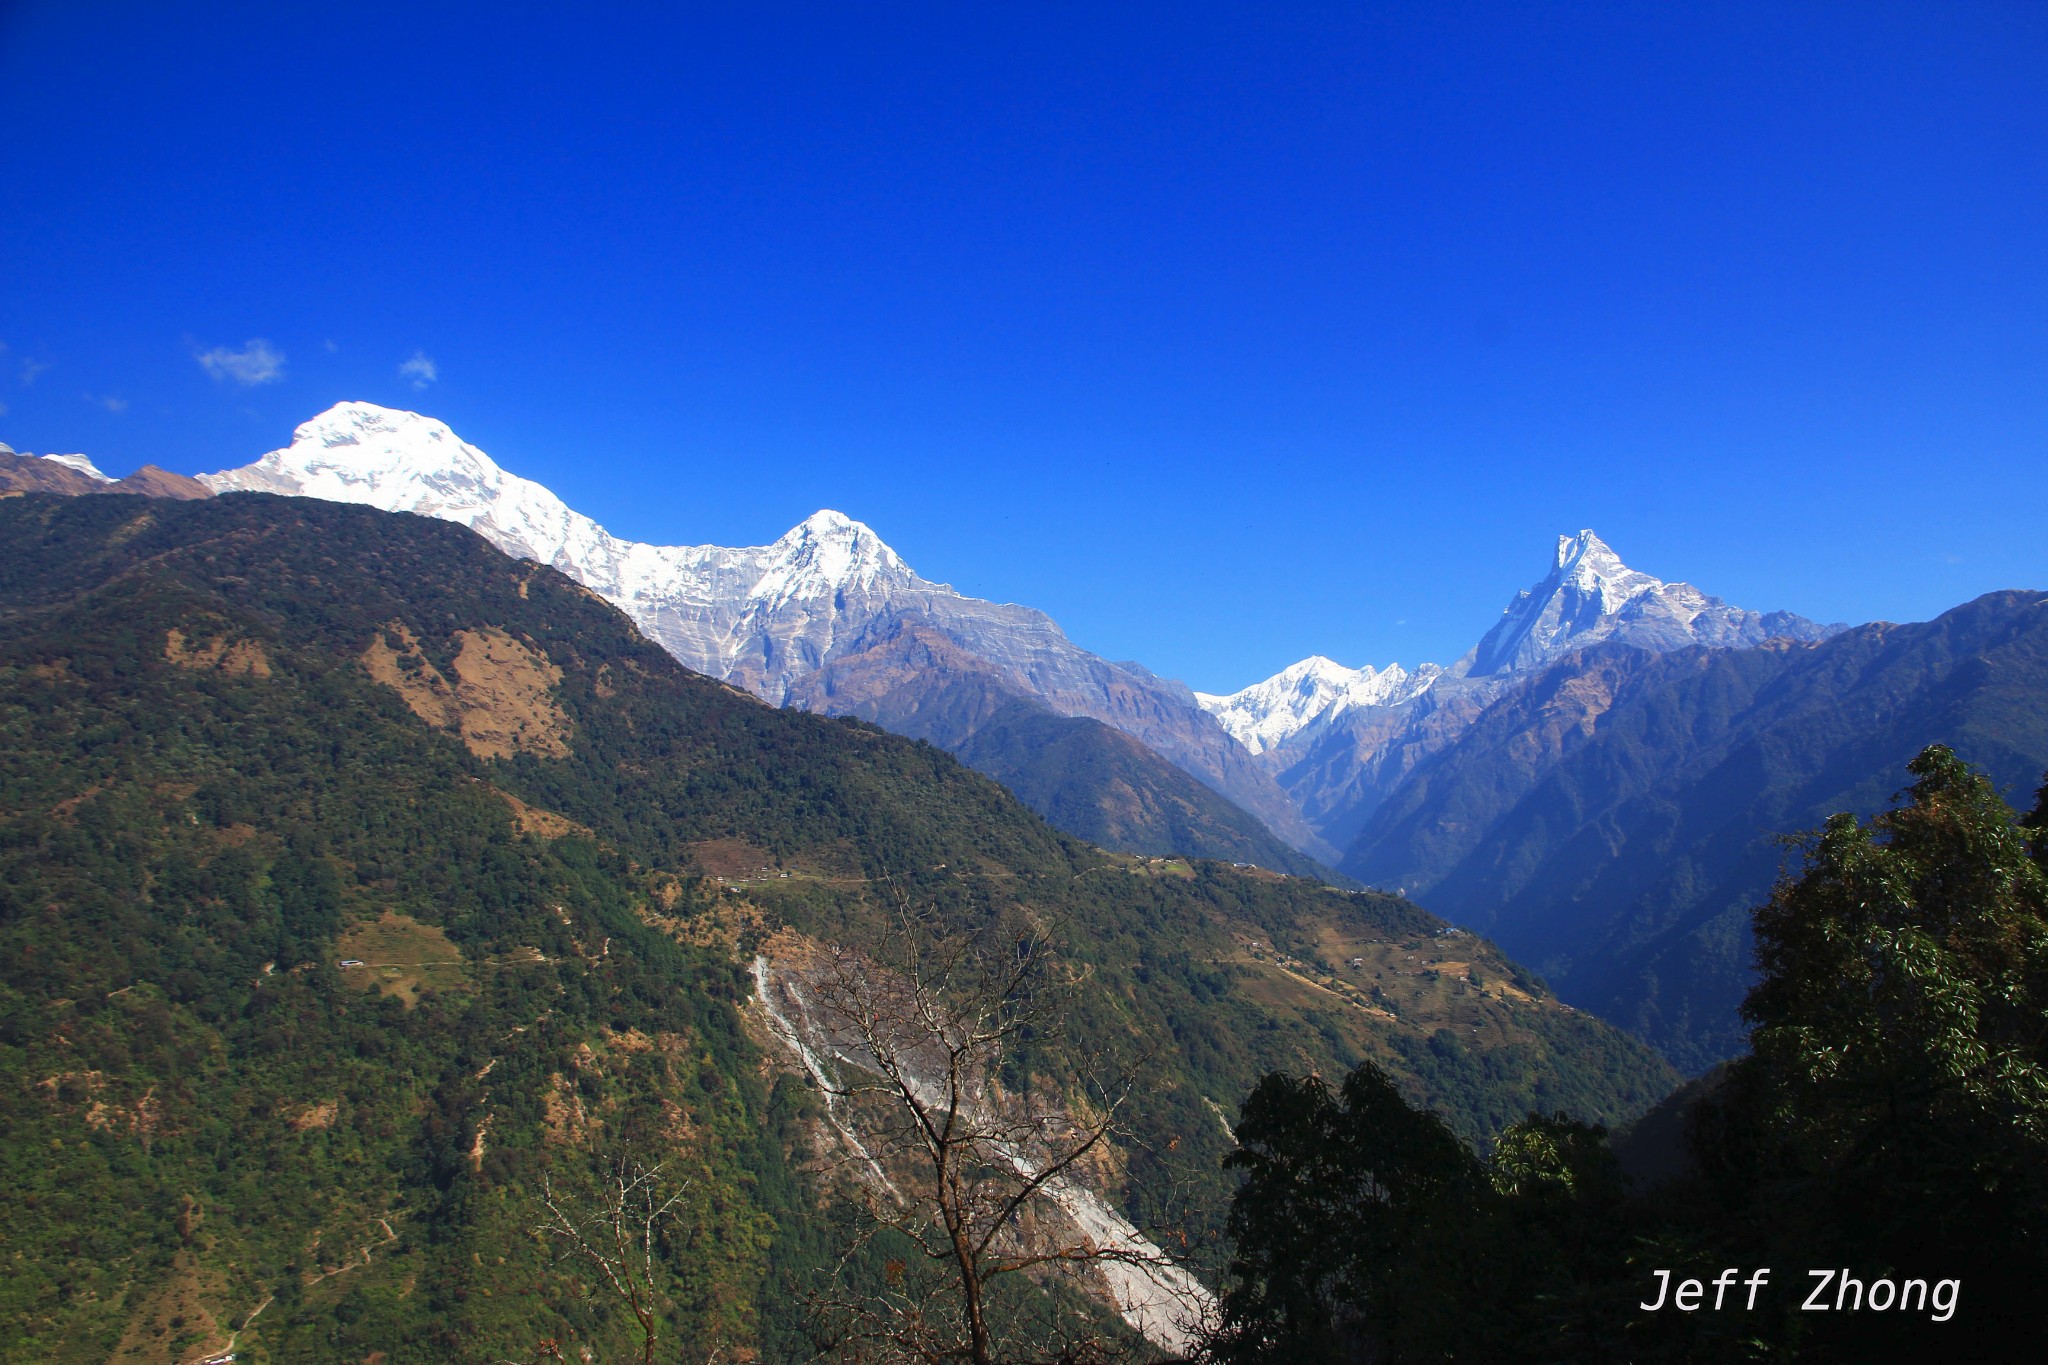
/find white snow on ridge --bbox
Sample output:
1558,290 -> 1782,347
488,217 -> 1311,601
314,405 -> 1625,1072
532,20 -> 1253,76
43,452 -> 114,482
1199,528 -> 1838,759
748,509 -> 907,611
1466,528 -> 1837,678
1197,655 -> 1441,754
199,402 -> 930,684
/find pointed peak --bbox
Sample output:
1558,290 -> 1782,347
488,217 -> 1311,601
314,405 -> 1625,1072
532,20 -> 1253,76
751,509 -> 910,606
1544,529 -> 1661,602
1467,526 -> 1834,677
1554,528 -> 1618,570
1267,655 -> 1356,685
772,509 -> 901,562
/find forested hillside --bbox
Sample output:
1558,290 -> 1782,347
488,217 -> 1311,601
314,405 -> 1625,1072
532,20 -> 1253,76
0,492 -> 1673,1362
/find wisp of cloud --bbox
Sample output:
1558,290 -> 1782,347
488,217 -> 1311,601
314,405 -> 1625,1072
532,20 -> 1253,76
197,339 -> 285,386
399,351 -> 438,390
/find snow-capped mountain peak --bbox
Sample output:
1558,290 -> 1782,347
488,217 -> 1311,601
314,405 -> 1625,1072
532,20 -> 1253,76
1553,529 -> 1662,611
200,400 -> 628,589
1468,528 -> 1836,677
203,401 -> 531,516
750,509 -> 909,608
42,452 -> 113,483
1197,654 -> 1441,754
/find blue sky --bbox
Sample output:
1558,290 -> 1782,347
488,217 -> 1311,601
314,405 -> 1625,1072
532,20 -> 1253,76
3,1 -> 2044,693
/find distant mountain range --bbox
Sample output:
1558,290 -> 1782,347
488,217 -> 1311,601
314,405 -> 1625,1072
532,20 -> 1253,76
19,403 -> 2042,1071
1,443 -> 210,500
1339,591 -> 2048,1068
1199,529 -> 1846,854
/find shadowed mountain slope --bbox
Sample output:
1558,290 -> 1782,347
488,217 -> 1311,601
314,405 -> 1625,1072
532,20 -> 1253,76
1341,591 -> 2048,1070
783,614 -> 1341,878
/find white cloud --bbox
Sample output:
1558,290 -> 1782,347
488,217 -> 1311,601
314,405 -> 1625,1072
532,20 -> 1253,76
323,339 -> 339,353
0,400 -> 9,417
85,393 -> 128,414
197,338 -> 285,386
398,350 -> 438,390
20,357 -> 50,385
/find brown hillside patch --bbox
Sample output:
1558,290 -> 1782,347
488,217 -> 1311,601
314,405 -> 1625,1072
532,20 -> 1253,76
360,622 -> 572,759
164,627 -> 272,678
50,783 -> 105,818
686,838 -> 777,878
360,621 -> 458,728
335,911 -> 470,1009
493,785 -> 589,838
448,627 -> 571,758
78,1083 -> 166,1150
290,1099 -> 340,1131
542,1072 -> 602,1146
105,509 -> 156,546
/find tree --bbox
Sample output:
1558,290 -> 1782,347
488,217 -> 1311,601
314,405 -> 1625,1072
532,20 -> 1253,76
1702,744 -> 2048,1332
769,904 -> 1202,1364
1206,1062 -> 1480,1364
522,1152 -> 694,1365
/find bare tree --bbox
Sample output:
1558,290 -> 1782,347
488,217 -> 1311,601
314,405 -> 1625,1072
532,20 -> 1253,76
769,904 -> 1208,1364
526,1151 -> 692,1365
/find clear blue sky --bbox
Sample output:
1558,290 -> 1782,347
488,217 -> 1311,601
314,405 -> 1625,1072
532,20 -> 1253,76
3,1 -> 2043,693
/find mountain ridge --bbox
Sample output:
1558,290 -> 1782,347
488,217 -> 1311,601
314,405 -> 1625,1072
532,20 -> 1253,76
1199,528 -> 1842,760
198,402 -> 1331,862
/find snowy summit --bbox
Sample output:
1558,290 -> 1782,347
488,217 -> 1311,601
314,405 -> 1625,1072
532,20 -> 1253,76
1199,528 -> 1838,758
1196,656 -> 1440,754
1466,529 -> 1839,677
201,402 -> 924,696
